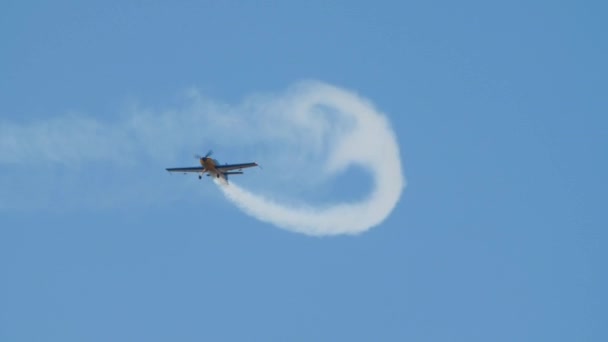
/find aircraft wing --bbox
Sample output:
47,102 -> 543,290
215,162 -> 258,172
166,167 -> 205,173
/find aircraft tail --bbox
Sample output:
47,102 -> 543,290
222,171 -> 244,183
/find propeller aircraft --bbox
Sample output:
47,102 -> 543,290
166,150 -> 258,182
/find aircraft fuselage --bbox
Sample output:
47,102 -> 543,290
200,158 -> 223,179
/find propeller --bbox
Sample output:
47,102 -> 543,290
194,149 -> 213,160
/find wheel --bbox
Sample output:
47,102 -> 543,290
198,175 -> 202,179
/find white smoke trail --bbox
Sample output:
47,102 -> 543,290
214,82 -> 405,236
0,81 -> 405,235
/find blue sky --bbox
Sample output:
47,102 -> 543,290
1,1 -> 606,341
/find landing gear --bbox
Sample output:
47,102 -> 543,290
198,175 -> 202,179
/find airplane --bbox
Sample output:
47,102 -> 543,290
166,150 -> 258,182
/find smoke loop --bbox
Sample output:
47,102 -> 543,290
215,82 -> 405,236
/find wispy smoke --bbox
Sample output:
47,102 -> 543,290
212,83 -> 404,235
0,81 -> 405,235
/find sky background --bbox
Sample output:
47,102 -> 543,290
1,0 -> 607,341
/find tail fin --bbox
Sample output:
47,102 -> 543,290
222,171 -> 244,184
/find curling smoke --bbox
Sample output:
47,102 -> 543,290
214,82 -> 405,236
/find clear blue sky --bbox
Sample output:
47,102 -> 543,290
1,1 -> 606,341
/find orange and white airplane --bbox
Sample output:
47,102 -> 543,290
166,150 -> 258,182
